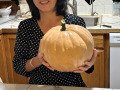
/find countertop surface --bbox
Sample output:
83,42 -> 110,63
1,28 -> 120,35
0,15 -> 120,34
0,84 -> 119,90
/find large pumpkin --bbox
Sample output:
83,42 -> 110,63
40,20 -> 94,72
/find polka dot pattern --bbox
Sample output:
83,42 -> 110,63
13,14 -> 92,87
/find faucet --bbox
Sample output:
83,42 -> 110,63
90,0 -> 98,16
91,0 -> 94,16
68,0 -> 77,16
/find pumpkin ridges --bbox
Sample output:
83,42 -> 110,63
41,32 -> 51,53
60,31 -> 65,52
53,31 -> 61,51
44,29 -> 61,60
67,31 -> 86,48
43,30 -> 87,71
68,25 -> 94,44
77,26 -> 94,45
52,30 -> 87,71
41,28 -> 65,70
60,31 -> 86,70
60,31 -> 73,50
67,25 -> 93,44
67,31 -> 87,68
40,29 -> 54,52
70,25 -> 94,61
41,28 -> 59,61
40,24 -> 94,72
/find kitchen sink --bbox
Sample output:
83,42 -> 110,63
79,15 -> 100,27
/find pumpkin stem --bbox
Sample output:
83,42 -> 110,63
61,19 -> 66,31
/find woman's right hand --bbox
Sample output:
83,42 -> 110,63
25,52 -> 44,71
38,52 -> 54,71
33,52 -> 44,67
26,52 -> 54,71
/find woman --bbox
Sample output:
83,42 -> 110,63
13,0 -> 97,87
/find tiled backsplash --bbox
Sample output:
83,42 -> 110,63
68,0 -> 113,15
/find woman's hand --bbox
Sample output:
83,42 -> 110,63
41,59 -> 54,71
73,49 -> 98,73
25,52 -> 44,71
38,53 -> 54,71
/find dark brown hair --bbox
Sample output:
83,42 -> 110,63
26,0 -> 68,20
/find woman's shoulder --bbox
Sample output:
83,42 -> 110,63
17,17 -> 37,33
19,17 -> 36,26
64,14 -> 86,28
65,14 -> 83,19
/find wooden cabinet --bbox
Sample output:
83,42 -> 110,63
0,34 -> 27,84
0,29 -> 110,88
0,35 -> 9,83
4,34 -> 28,84
81,48 -> 105,87
81,34 -> 109,88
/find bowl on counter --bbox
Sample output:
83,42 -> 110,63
0,8 -> 11,18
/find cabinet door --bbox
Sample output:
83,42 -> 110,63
81,50 -> 105,87
4,35 -> 28,84
0,35 -> 9,83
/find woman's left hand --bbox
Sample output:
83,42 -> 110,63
73,49 -> 98,73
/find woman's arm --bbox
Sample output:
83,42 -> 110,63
25,53 -> 43,71
13,21 -> 31,77
13,21 -> 43,77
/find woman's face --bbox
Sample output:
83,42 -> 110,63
33,0 -> 57,13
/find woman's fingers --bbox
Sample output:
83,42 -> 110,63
42,60 -> 54,71
38,52 -> 44,59
84,48 -> 98,67
89,49 -> 98,62
73,70 -> 84,73
73,49 -> 98,73
73,66 -> 86,73
37,52 -> 54,71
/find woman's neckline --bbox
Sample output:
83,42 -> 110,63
35,16 -> 65,35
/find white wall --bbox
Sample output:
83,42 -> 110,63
68,0 -> 113,15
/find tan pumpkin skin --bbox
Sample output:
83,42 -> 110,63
40,24 -> 94,72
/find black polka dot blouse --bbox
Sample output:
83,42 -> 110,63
13,14 -> 94,87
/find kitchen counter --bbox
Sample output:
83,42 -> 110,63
0,27 -> 118,88
0,29 -> 17,34
0,15 -> 120,34
0,83 -> 118,90
1,28 -> 120,35
0,15 -> 120,88
88,28 -> 120,34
